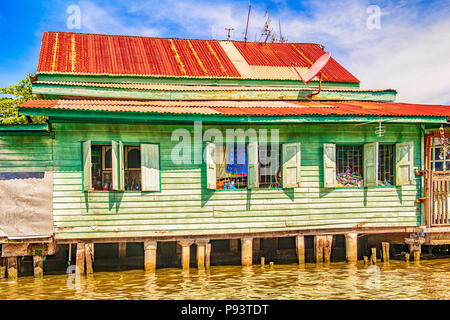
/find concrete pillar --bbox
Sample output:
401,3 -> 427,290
314,235 -> 332,263
118,242 -> 127,258
196,241 -> 207,269
7,257 -> 18,279
144,241 -> 157,272
33,255 -> 44,278
230,239 -> 238,252
179,241 -> 193,270
76,243 -> 85,274
345,233 -> 358,263
295,235 -> 305,265
85,243 -> 94,275
323,235 -> 333,263
241,237 -> 253,266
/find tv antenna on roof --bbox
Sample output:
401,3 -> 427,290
244,4 -> 251,42
279,19 -> 287,43
292,51 -> 331,97
259,10 -> 272,43
225,27 -> 234,40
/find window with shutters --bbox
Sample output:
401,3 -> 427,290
215,144 -> 248,189
378,144 -> 394,186
83,141 -> 160,192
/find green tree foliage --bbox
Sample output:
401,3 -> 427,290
0,74 -> 46,125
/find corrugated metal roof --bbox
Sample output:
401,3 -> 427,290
36,32 -> 359,83
18,99 -> 450,117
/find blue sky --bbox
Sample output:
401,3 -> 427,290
1,0 -> 449,104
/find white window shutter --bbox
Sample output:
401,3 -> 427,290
112,140 -> 124,191
206,142 -> 216,189
323,143 -> 336,188
282,143 -> 301,188
82,140 -> 92,191
141,144 -> 160,191
247,141 -> 259,189
364,142 -> 379,187
396,142 -> 415,185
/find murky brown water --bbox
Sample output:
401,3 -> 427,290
1,259 -> 449,300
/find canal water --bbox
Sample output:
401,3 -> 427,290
1,259 -> 449,300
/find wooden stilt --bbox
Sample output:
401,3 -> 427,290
363,256 -> 369,264
196,241 -> 206,269
205,243 -> 211,269
118,242 -> 127,258
76,242 -> 85,274
230,239 -> 238,252
405,253 -> 410,262
382,242 -> 390,262
371,247 -> 377,264
85,243 -> 94,275
295,235 -> 305,265
179,241 -> 193,270
33,255 -> 44,278
0,257 -> 6,279
260,257 -> 265,266
241,237 -> 253,266
144,241 -> 157,272
345,233 -> 358,263
7,257 -> 18,279
323,235 -> 333,263
409,244 -> 421,262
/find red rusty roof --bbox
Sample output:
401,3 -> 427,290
18,99 -> 450,118
36,31 -> 359,83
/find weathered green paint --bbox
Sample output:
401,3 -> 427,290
0,124 -> 49,132
35,73 -> 361,89
48,121 -> 422,239
32,82 -> 395,101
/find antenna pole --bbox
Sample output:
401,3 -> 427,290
279,19 -> 284,43
244,4 -> 251,42
225,27 -> 234,41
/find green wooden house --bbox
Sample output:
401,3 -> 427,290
2,31 -> 450,275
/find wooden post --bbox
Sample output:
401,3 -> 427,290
371,247 -> 377,264
382,242 -> 390,262
118,242 -> 127,258
260,257 -> 265,266
230,239 -> 238,252
409,244 -> 421,262
405,253 -> 410,262
76,242 -> 85,274
363,256 -> 369,264
85,243 -> 94,275
7,257 -> 18,279
196,241 -> 207,269
323,235 -> 333,263
345,233 -> 358,263
144,241 -> 157,273
0,257 -> 6,279
33,255 -> 44,278
241,237 -> 253,266
179,241 -> 193,270
205,243 -> 211,269
295,235 -> 305,265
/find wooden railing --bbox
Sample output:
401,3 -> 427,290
427,171 -> 450,227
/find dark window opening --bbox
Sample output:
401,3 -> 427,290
91,144 -> 113,191
125,146 -> 141,191
259,144 -> 281,189
336,145 -> 363,187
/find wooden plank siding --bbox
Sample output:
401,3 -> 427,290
0,133 -> 53,172
51,121 -> 422,239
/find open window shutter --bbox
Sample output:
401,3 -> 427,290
112,141 -> 124,191
364,142 -> 379,187
82,140 -> 92,191
247,141 -> 259,189
323,143 -> 336,188
141,144 -> 160,191
282,143 -> 301,188
206,142 -> 216,189
396,142 -> 415,185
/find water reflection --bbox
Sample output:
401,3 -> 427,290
0,259 -> 449,300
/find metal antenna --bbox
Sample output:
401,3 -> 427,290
279,18 -> 286,43
225,27 -> 234,41
244,4 -> 251,42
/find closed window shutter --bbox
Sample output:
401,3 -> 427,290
323,143 -> 336,188
82,140 -> 92,191
206,142 -> 216,189
141,144 -> 160,191
112,141 -> 124,191
282,143 -> 301,188
396,142 -> 415,185
364,142 -> 379,187
247,141 -> 259,189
